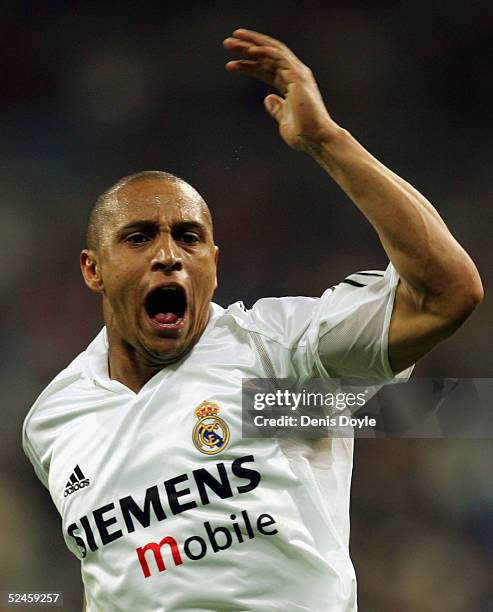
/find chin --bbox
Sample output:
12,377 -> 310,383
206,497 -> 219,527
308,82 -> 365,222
143,336 -> 191,366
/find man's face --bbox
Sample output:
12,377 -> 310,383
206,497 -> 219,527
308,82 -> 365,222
81,178 -> 218,367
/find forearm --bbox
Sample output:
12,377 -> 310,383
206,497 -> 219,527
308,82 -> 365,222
304,127 -> 482,314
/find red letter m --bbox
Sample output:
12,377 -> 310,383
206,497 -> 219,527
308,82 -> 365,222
136,536 -> 183,578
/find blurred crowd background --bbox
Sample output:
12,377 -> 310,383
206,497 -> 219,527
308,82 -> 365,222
1,1 -> 491,610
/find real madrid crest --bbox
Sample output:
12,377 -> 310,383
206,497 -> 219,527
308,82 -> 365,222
193,401 -> 230,455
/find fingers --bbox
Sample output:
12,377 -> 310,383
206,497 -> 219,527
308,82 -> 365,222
223,38 -> 284,63
231,28 -> 287,52
225,59 -> 259,71
223,28 -> 312,96
226,59 -> 278,88
223,33 -> 293,91
225,60 -> 262,76
224,35 -> 284,87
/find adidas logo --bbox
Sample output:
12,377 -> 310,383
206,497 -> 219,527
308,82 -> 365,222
64,465 -> 90,497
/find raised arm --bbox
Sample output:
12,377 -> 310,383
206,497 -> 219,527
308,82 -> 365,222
223,28 -> 483,373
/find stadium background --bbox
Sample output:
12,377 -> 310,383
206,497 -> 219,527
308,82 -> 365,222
1,1 -> 491,610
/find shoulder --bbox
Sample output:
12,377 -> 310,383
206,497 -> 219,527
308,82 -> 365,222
214,296 -> 322,348
318,265 -> 399,323
334,269 -> 388,289
21,350 -> 86,490
23,355 -> 84,429
22,329 -> 105,450
212,265 -> 395,348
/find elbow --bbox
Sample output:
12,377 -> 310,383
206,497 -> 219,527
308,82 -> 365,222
446,269 -> 484,323
460,260 -> 484,310
468,274 -> 484,308
405,243 -> 483,331
423,264 -> 483,328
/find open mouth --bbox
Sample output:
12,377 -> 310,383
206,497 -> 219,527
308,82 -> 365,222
144,285 -> 187,330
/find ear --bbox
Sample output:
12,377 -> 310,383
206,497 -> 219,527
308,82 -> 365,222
213,245 -> 219,290
80,249 -> 104,293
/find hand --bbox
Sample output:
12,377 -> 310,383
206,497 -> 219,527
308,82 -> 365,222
223,28 -> 340,152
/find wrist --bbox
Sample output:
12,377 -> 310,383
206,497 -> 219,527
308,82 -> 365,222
298,123 -> 349,157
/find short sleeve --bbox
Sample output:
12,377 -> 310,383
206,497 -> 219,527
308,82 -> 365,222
239,262 -> 413,383
312,263 -> 413,380
22,425 -> 50,490
21,352 -> 86,493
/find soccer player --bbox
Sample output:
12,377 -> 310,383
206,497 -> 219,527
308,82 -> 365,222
23,29 -> 482,611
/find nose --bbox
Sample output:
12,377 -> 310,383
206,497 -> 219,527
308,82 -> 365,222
151,234 -> 182,273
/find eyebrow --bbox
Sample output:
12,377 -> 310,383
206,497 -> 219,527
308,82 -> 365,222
116,219 -> 208,239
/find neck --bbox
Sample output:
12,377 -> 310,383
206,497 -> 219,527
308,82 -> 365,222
107,339 -> 164,393
103,304 -> 213,393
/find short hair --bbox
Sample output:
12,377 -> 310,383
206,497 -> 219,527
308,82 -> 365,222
86,170 -> 212,251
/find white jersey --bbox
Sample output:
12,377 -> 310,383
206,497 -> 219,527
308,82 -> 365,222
23,263 -> 412,612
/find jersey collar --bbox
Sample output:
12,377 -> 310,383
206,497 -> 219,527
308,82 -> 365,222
83,302 -> 225,392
